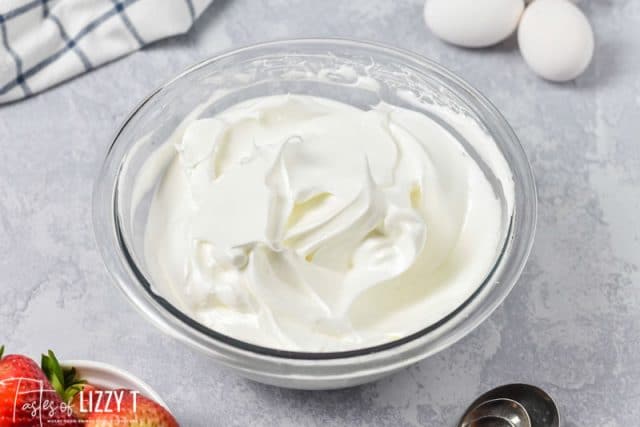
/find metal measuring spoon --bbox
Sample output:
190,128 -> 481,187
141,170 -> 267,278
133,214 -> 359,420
459,398 -> 531,427
459,384 -> 560,427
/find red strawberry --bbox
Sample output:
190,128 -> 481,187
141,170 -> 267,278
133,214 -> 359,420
0,346 -> 79,426
85,389 -> 178,427
70,384 -> 102,420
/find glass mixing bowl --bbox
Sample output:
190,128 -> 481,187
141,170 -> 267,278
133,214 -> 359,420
93,39 -> 537,390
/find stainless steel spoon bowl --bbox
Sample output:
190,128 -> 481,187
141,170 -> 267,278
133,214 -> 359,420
460,398 -> 531,427
460,384 -> 560,427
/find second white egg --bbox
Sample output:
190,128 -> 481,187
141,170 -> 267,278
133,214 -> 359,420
518,0 -> 594,82
424,0 -> 525,48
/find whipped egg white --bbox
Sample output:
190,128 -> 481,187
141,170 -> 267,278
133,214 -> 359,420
142,94 -> 513,351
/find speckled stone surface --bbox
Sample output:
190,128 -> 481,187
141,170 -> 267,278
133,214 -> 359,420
1,1 -> 639,425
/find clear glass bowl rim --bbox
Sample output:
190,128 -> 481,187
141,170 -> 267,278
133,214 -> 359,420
93,38 -> 537,369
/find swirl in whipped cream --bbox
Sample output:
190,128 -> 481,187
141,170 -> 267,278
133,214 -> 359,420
143,95 -> 513,351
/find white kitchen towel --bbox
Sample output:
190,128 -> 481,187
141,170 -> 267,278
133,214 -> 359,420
0,0 -> 214,104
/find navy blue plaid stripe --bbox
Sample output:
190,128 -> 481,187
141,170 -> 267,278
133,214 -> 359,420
48,13 -> 93,71
0,20 -> 31,96
0,0 -> 139,96
111,0 -> 145,46
0,0 -> 42,22
184,0 -> 196,22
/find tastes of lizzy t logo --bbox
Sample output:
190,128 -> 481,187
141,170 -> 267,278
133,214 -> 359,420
0,377 -> 139,425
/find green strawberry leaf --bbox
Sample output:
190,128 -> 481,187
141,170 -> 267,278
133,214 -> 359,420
41,350 -> 87,403
0,345 -> 4,359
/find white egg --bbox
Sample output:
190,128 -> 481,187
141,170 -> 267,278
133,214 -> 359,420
424,0 -> 525,48
518,0 -> 594,81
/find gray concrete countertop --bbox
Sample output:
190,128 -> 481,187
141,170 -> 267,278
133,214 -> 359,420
1,1 -> 638,425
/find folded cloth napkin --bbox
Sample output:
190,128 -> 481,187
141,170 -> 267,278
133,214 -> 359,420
0,0 -> 214,104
